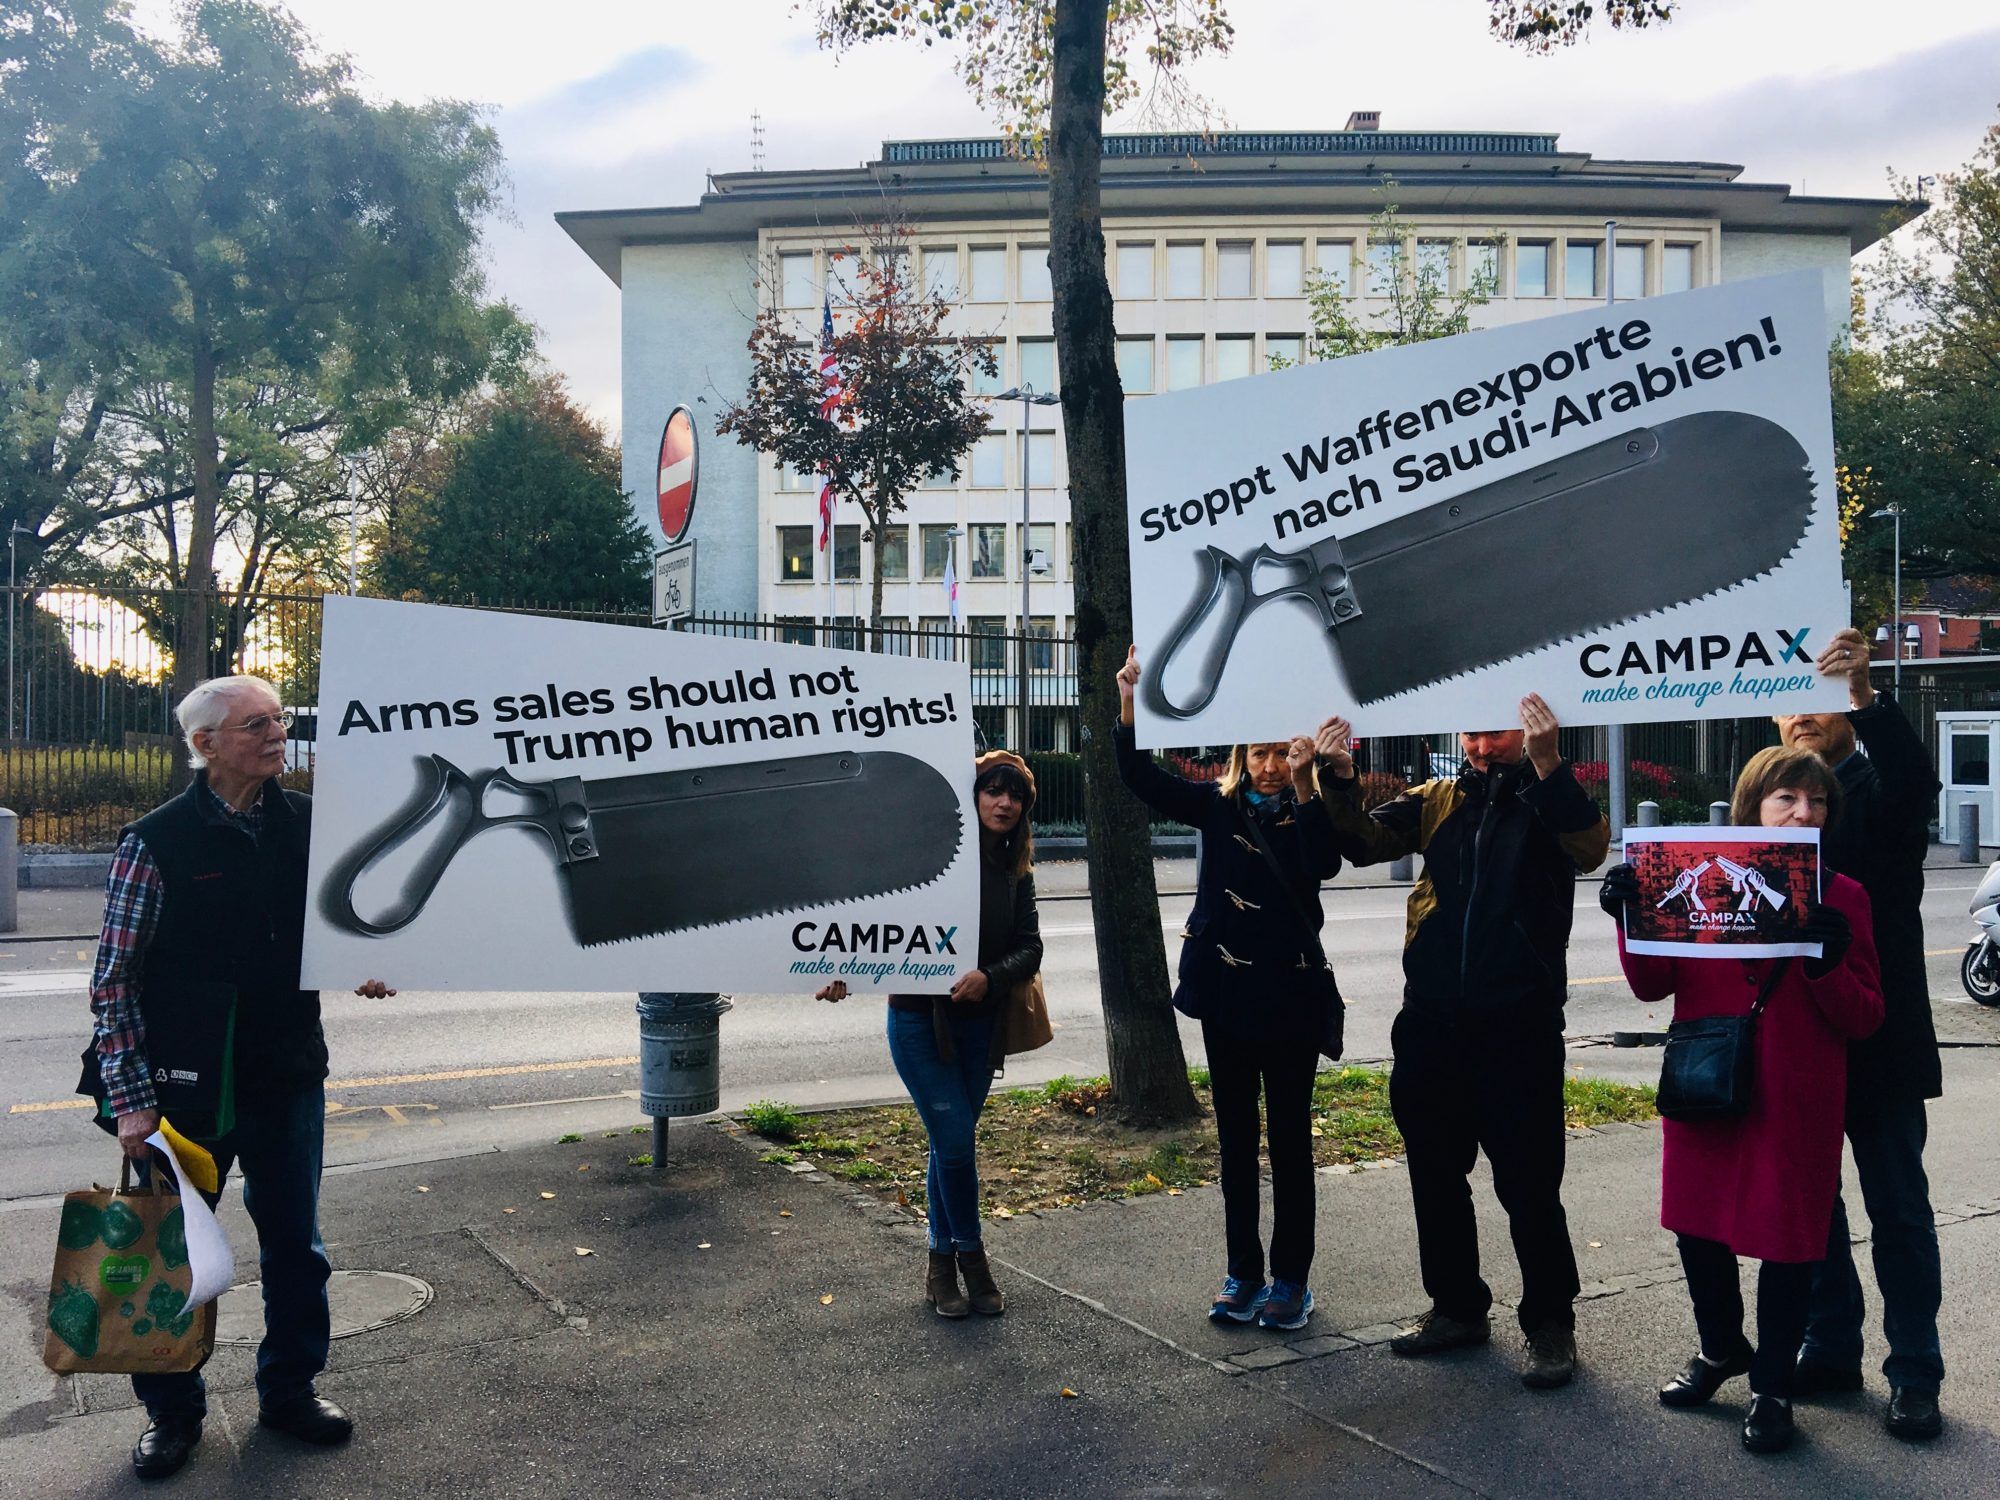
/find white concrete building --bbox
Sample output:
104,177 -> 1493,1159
559,122 -> 1911,744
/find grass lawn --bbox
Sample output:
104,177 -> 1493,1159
740,1066 -> 1656,1219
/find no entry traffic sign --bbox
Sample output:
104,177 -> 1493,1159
656,405 -> 699,542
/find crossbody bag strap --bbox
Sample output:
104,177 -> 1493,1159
1747,955 -> 1793,1021
1232,799 -> 1331,967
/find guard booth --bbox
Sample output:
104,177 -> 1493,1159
1937,711 -> 1999,847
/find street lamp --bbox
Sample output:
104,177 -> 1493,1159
995,384 -> 1060,750
1871,506 -> 1903,691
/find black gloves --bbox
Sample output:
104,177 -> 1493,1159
1801,901 -> 1852,979
1599,863 -> 1640,921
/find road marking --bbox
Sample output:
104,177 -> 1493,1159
488,1091 -> 638,1111
8,1054 -> 643,1115
0,969 -> 89,997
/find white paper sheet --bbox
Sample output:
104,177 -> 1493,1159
146,1129 -> 235,1315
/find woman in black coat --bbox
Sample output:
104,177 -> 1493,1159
1113,646 -> 1342,1332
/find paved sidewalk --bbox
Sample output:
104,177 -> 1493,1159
5,1053 -> 1998,1496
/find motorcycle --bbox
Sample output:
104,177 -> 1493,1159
1963,857 -> 2000,1005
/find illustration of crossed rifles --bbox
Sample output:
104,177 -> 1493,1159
1714,855 -> 1789,913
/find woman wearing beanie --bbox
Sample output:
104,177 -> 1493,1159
1111,646 -> 1343,1332
817,750 -> 1042,1317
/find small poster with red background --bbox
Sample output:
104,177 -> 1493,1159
1622,826 -> 1822,959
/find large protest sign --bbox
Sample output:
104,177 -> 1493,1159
1622,827 -> 1823,959
301,597 -> 979,993
1125,269 -> 1849,747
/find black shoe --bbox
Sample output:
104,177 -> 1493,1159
1742,1394 -> 1796,1454
1389,1307 -> 1491,1357
258,1395 -> 354,1445
1521,1323 -> 1577,1390
1886,1386 -> 1943,1442
132,1417 -> 202,1480
1659,1345 -> 1752,1408
1792,1357 -> 1864,1396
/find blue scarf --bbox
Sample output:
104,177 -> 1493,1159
1242,788 -> 1274,809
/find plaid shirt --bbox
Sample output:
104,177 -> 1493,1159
89,783 -> 264,1116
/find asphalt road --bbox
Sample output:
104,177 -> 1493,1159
4,862 -> 1991,1202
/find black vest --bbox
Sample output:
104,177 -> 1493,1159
128,775 -> 326,1096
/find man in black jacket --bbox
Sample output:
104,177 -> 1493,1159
86,675 -> 391,1480
1319,695 -> 1609,1391
1776,626 -> 1946,1442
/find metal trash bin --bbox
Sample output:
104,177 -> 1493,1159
636,992 -> 733,1117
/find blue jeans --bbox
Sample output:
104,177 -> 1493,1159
886,1006 -> 996,1254
134,1086 -> 332,1421
1804,1094 -> 1945,1391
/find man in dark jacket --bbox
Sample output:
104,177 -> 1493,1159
1318,694 -> 1609,1391
1776,626 -> 1946,1442
85,675 -> 390,1480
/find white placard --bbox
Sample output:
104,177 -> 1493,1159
653,540 -> 695,624
302,597 -> 980,993
1125,270 -> 1849,747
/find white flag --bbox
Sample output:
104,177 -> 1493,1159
942,550 -> 960,624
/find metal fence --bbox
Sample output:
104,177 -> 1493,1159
5,586 -> 1991,848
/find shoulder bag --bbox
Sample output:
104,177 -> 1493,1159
1656,957 -> 1791,1122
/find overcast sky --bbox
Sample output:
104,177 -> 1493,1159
132,0 -> 2000,427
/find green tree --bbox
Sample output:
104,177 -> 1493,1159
714,214 -> 996,639
0,0 -> 511,717
811,0 -> 1678,1126
368,379 -> 651,609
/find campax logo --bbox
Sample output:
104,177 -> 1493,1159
1579,627 -> 1812,679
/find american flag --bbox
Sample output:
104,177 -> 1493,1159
815,295 -> 842,552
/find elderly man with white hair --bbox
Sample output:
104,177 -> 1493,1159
83,673 -> 391,1481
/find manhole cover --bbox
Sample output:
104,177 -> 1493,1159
216,1270 -> 432,1346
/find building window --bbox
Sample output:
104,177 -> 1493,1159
1116,243 -> 1154,299
1467,240 -> 1499,294
779,251 -> 815,308
778,616 -> 817,646
1025,431 -> 1057,486
826,247 -> 859,303
833,524 -> 861,581
969,617 -> 1006,671
1215,335 -> 1253,383
1166,335 -> 1204,390
1166,242 -> 1204,298
778,461 -> 814,492
1265,241 -> 1305,298
920,461 -> 955,490
1366,240 -> 1399,296
1028,615 -> 1057,672
1314,240 -> 1353,296
1266,334 -> 1304,370
917,616 -> 956,660
922,246 -> 958,300
971,433 -> 1006,488
1019,244 -> 1052,301
1614,242 -> 1645,299
971,340 -> 1004,398
876,526 -> 909,580
1117,337 -> 1155,394
970,523 -> 1007,578
1663,243 -> 1696,294
1019,338 -> 1056,396
1216,241 -> 1253,298
777,526 -> 815,583
873,246 -> 910,290
1565,240 -> 1600,299
873,620 -> 914,656
1516,241 -> 1551,297
969,246 -> 1006,302
1416,239 -> 1452,293
1020,523 -> 1058,578
920,525 -> 956,580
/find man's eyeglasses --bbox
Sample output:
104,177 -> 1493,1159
227,710 -> 296,736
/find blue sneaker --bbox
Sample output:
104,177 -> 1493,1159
1208,1276 -> 1269,1324
1259,1280 -> 1314,1331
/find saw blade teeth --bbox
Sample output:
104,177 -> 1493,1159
1355,504 -> 1818,708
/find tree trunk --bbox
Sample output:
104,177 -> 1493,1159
170,328 -> 222,788
1047,0 -> 1198,1125
868,493 -> 888,651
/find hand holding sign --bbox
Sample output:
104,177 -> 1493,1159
1314,716 -> 1356,780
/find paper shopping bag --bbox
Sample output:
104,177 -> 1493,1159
42,1160 -> 217,1375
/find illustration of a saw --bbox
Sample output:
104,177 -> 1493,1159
1143,411 -> 1816,717
326,750 -> 962,946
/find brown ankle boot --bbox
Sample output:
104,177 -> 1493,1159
957,1249 -> 1005,1316
926,1251 -> 969,1318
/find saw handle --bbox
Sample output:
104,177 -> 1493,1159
330,756 -> 561,936
1144,544 -> 1333,720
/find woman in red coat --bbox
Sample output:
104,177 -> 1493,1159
1600,745 -> 1883,1455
